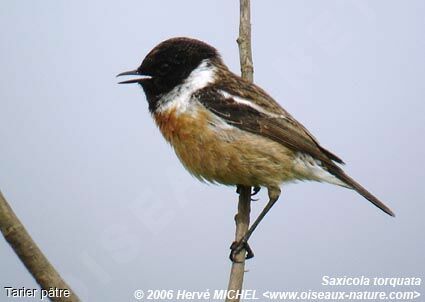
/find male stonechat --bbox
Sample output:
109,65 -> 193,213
117,37 -> 394,261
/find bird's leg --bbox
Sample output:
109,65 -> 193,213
230,186 -> 281,262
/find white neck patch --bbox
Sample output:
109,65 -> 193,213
156,59 -> 216,114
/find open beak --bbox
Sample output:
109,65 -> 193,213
116,70 -> 151,84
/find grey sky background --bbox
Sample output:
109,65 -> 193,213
1,1 -> 424,301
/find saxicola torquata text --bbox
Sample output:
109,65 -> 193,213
118,37 -> 394,261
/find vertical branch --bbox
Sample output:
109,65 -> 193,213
226,0 -> 254,301
0,190 -> 80,302
226,186 -> 251,301
237,0 -> 254,82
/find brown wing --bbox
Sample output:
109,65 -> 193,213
194,84 -> 395,217
211,74 -> 344,163
195,84 -> 343,166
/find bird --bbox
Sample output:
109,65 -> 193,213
117,37 -> 394,261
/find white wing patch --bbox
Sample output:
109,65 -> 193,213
293,152 -> 350,188
219,90 -> 283,118
157,59 -> 216,114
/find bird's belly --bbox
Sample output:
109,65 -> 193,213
154,106 -> 296,186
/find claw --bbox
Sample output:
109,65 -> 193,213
237,185 -> 260,196
229,239 -> 254,262
250,186 -> 261,201
252,186 -> 261,196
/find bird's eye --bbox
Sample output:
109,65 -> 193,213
158,63 -> 171,75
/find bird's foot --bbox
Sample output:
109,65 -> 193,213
236,185 -> 241,194
236,185 -> 261,201
252,186 -> 261,196
251,186 -> 261,201
229,238 -> 254,262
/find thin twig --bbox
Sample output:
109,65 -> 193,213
226,186 -> 251,301
226,0 -> 254,301
0,190 -> 80,302
237,0 -> 254,82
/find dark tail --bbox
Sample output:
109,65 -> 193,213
328,165 -> 395,217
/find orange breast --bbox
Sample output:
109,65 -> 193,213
154,107 -> 203,144
153,105 -> 295,187
153,106 -> 215,181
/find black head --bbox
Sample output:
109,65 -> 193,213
117,37 -> 220,111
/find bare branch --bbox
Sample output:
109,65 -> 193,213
0,190 -> 80,302
226,0 -> 254,301
237,0 -> 254,82
226,186 -> 251,301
